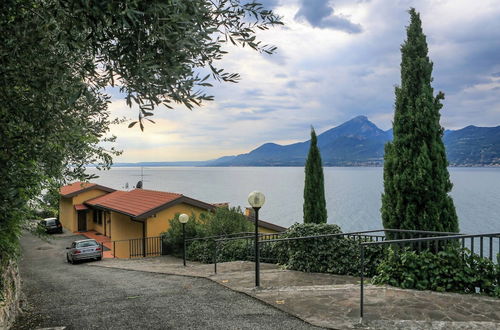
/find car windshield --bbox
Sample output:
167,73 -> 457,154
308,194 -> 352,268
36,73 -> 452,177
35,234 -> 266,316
76,241 -> 98,248
45,219 -> 56,225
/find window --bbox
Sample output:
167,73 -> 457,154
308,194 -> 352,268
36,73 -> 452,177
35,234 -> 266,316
93,210 -> 103,225
76,240 -> 98,248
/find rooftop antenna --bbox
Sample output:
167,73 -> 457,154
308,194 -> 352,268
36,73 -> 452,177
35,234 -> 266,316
133,166 -> 150,188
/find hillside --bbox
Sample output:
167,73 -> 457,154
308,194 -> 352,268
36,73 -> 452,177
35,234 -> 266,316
207,116 -> 500,167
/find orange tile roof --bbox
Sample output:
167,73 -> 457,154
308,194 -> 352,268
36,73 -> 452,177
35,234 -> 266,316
85,191 -> 128,206
60,182 -> 96,196
74,204 -> 88,211
213,202 -> 230,208
89,189 -> 183,217
60,182 -> 114,197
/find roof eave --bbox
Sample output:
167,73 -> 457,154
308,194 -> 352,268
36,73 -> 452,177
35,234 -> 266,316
87,204 -> 137,218
133,196 -> 216,220
60,184 -> 115,198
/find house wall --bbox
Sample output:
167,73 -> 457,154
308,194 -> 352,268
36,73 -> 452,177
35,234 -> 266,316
93,215 -> 104,235
59,197 -> 74,232
257,226 -> 277,234
111,212 -> 143,258
86,211 -> 94,232
86,209 -> 105,235
59,189 -> 110,233
73,189 -> 109,205
146,203 -> 206,237
104,211 -> 111,236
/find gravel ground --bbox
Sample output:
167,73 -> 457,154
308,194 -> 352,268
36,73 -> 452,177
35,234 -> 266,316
13,233 -> 321,330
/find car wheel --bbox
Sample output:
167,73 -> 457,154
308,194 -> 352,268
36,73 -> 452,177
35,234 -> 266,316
67,255 -> 73,264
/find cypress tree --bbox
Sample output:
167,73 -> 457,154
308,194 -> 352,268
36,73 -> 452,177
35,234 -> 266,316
303,127 -> 327,224
381,8 -> 459,235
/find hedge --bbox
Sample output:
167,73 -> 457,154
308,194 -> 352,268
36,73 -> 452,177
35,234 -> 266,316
372,246 -> 500,297
274,223 -> 385,277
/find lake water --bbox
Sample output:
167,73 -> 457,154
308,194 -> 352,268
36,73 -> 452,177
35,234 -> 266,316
85,167 -> 500,234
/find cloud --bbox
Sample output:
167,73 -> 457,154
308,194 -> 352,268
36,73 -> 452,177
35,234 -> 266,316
294,0 -> 362,33
102,0 -> 500,162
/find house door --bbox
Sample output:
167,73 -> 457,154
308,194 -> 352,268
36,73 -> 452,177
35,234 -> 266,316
77,211 -> 87,231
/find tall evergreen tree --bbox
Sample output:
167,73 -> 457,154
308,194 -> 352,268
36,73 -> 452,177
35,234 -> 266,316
381,9 -> 459,235
303,128 -> 327,224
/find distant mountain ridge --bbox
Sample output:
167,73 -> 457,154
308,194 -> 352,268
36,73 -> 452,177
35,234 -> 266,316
114,116 -> 500,167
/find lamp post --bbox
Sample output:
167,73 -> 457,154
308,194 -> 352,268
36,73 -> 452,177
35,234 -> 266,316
248,191 -> 265,287
179,213 -> 189,266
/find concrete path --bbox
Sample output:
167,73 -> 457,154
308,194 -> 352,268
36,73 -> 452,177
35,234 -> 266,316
13,233 -> 320,330
90,256 -> 500,329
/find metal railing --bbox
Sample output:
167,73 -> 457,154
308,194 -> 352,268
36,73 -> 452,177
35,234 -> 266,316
358,232 -> 500,322
129,236 -> 163,258
111,236 -> 164,258
182,231 -> 283,267
212,231 -> 288,273
209,228 -> 463,275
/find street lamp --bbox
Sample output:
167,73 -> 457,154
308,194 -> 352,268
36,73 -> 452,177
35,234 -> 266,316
248,191 -> 265,287
179,213 -> 189,266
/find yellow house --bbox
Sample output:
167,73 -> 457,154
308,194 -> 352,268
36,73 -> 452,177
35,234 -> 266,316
59,182 -> 116,233
59,182 -> 286,258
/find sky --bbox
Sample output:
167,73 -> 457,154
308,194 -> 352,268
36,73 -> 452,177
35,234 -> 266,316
106,0 -> 500,163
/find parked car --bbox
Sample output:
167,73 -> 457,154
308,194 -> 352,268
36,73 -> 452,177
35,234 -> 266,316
66,239 -> 102,264
38,217 -> 63,234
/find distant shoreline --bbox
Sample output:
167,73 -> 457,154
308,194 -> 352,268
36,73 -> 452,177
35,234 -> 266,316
86,164 -> 500,168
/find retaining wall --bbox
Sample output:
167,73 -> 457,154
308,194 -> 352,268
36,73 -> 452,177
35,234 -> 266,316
0,260 -> 21,329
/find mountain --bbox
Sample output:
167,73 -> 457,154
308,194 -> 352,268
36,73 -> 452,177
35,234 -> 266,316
444,125 -> 500,166
208,116 -> 392,166
110,116 -> 500,167
207,116 -> 500,167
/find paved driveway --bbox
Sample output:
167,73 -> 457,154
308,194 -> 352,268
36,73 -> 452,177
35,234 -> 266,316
13,233 -> 319,330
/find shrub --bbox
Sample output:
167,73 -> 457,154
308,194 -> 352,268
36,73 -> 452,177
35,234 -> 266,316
162,213 -> 205,255
373,247 -> 500,297
186,239 -> 253,263
163,206 -> 254,260
186,240 -> 213,263
276,223 -> 385,276
201,206 -> 253,237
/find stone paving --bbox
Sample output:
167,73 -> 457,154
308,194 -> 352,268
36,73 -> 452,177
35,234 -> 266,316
89,256 -> 500,329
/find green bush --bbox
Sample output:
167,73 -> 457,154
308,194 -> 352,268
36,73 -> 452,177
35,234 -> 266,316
275,223 -> 385,276
201,206 -> 253,237
373,247 -> 500,297
185,240 -> 213,263
162,213 -> 205,255
163,206 -> 254,260
186,239 -> 253,263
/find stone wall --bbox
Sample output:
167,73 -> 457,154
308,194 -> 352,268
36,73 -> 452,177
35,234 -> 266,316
0,259 -> 21,329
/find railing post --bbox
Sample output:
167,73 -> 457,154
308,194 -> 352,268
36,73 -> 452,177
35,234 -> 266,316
254,207 -> 261,287
214,240 -> 218,274
113,241 -> 116,258
480,237 -> 483,258
489,236 -> 493,261
360,244 -> 364,324
182,223 -> 186,267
